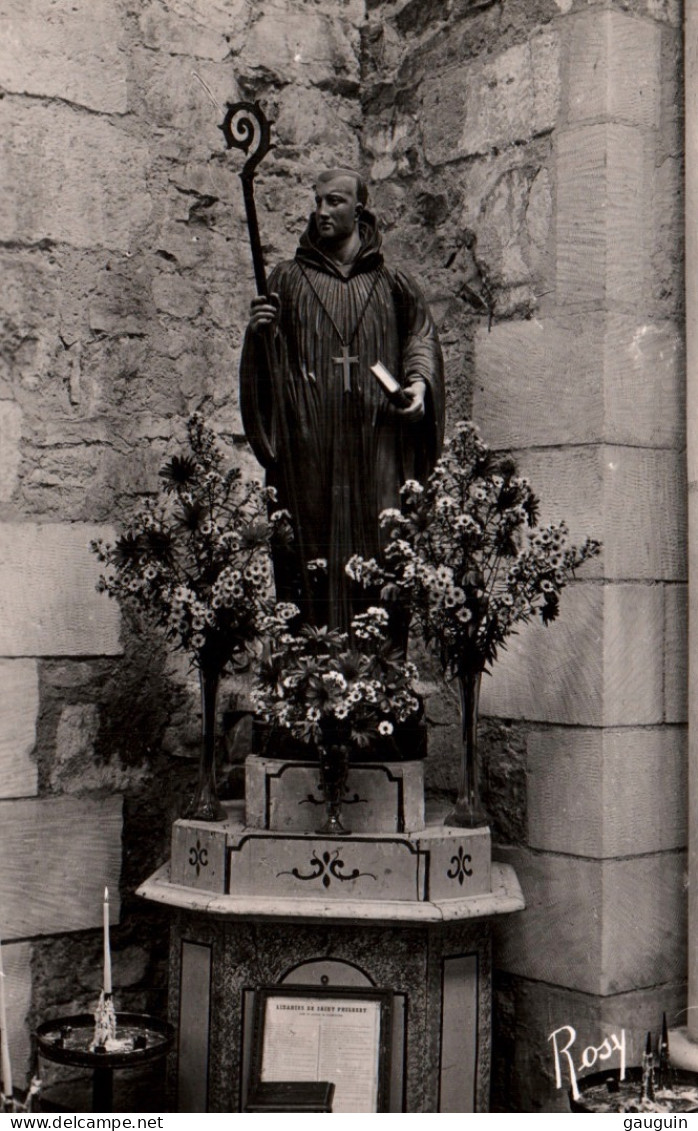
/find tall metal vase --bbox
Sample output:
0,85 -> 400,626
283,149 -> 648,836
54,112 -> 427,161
444,669 -> 490,829
185,668 -> 226,822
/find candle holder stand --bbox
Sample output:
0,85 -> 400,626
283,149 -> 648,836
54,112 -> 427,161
36,1013 -> 174,1113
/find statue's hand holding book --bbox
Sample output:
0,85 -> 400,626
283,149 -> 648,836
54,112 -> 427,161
371,361 -> 426,420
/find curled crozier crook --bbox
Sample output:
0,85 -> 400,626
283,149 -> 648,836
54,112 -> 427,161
220,101 -> 272,182
219,101 -> 273,294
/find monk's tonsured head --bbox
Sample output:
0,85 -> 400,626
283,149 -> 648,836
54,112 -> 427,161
313,169 -> 369,241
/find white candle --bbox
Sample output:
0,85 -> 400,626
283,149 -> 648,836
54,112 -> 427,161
103,887 -> 112,995
0,943 -> 13,1100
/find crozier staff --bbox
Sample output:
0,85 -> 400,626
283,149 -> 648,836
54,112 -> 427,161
240,169 -> 445,630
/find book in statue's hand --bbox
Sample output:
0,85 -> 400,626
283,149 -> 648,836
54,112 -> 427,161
370,361 -> 412,409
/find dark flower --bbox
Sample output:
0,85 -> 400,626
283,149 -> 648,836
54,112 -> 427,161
144,527 -> 174,564
335,650 -> 364,682
540,594 -> 560,625
298,623 -> 346,655
112,532 -> 145,567
174,499 -> 206,534
240,520 -> 271,549
159,455 -> 198,493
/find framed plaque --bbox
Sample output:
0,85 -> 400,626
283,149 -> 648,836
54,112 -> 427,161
249,984 -> 393,1113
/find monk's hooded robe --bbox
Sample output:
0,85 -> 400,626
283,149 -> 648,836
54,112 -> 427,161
240,209 -> 445,631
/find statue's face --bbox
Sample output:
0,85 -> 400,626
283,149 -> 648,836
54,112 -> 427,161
314,175 -> 361,242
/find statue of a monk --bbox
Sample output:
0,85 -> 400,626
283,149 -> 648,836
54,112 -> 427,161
240,169 -> 445,630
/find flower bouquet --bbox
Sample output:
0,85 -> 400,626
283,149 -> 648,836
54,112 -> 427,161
251,605 -> 422,833
347,420 -> 601,828
92,413 -> 282,820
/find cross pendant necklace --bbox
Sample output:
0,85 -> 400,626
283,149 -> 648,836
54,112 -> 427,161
297,263 -> 383,395
332,344 -> 360,393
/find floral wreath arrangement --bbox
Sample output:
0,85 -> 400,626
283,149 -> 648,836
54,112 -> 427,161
346,420 -> 601,828
92,413 -> 283,820
251,604 -> 422,833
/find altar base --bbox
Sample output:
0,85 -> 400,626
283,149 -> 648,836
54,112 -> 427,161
138,759 -> 523,1112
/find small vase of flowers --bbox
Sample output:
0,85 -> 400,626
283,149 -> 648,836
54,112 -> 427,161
92,413 -> 282,821
347,420 -> 601,829
251,605 -> 422,834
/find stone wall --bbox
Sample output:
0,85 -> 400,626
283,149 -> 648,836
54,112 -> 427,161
361,0 -> 685,1111
0,0 -> 686,1112
0,0 -> 365,1090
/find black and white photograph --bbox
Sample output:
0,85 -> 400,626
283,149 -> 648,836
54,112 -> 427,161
0,0 -> 690,1117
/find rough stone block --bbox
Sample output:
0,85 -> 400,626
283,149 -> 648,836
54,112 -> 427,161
137,52 -> 231,138
112,945 -> 149,990
645,0 -> 681,27
494,845 -> 686,994
0,5 -> 128,113
527,726 -> 687,857
556,124 -> 650,311
88,268 -> 156,337
481,582 -> 663,726
364,111 -> 417,182
238,7 -> 359,90
23,447 -> 111,513
0,523 -> 121,657
518,445 -> 686,581
0,251 -> 88,391
51,701 -> 148,794
0,402 -> 22,502
665,584 -> 688,723
152,275 -> 203,320
473,315 -> 683,449
137,0 -> 244,59
567,10 -> 661,129
0,660 -> 38,799
422,32 -> 560,164
0,104 -> 151,252
464,163 -> 552,292
0,796 -> 122,939
273,86 -> 361,166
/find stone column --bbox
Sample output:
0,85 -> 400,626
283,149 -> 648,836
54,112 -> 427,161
674,0 -> 698,1063
472,6 -> 686,1108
